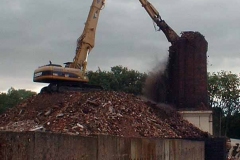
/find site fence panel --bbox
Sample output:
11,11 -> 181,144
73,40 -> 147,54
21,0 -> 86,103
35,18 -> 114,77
0,131 -> 207,160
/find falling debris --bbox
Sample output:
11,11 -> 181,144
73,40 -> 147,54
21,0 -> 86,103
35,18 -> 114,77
0,91 -> 209,138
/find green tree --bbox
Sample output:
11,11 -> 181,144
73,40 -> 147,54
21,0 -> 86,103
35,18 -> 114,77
224,112 -> 240,138
0,87 -> 36,114
87,65 -> 147,95
0,92 -> 8,113
212,107 -> 223,136
208,71 -> 240,136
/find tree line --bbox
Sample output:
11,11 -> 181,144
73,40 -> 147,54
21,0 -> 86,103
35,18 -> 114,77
0,87 -> 36,113
0,66 -> 240,138
208,71 -> 240,137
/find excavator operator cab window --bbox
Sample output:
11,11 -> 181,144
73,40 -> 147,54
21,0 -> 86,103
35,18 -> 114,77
64,62 -> 72,68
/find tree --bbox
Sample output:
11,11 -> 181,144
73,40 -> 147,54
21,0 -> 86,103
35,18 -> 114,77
0,92 -> 8,113
0,87 -> 36,114
208,71 -> 240,136
212,107 -> 223,136
224,112 -> 240,138
87,65 -> 147,95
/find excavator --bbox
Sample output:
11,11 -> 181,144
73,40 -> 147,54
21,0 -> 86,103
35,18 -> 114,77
33,0 -> 106,93
33,0 -> 177,93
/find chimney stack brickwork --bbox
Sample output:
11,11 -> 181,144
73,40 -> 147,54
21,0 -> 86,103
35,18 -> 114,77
167,32 -> 209,110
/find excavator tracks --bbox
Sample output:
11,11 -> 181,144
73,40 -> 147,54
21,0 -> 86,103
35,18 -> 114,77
40,82 -> 103,93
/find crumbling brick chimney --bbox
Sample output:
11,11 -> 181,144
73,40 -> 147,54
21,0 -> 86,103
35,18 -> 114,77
167,31 -> 209,110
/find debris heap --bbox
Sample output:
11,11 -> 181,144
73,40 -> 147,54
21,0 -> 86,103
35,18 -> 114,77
0,91 -> 209,138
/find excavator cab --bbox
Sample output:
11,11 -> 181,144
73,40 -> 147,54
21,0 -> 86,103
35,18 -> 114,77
64,62 -> 72,68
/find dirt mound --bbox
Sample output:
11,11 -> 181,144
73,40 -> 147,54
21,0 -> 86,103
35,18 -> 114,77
0,91 -> 209,138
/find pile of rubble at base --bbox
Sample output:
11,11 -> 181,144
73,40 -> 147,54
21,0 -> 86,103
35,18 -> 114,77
0,91 -> 209,138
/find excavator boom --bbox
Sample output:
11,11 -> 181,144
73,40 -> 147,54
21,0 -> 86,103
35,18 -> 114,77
139,0 -> 179,44
70,0 -> 106,71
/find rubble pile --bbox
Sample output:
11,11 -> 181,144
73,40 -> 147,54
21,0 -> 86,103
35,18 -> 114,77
0,91 -> 208,138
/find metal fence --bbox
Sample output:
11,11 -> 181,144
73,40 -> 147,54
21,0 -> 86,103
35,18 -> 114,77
0,131 -> 205,160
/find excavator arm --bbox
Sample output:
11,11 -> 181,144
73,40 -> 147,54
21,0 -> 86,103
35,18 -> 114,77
70,0 -> 106,72
139,0 -> 179,44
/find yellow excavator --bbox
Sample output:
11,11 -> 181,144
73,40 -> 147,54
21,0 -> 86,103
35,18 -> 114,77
33,0 -> 177,93
33,0 -> 106,93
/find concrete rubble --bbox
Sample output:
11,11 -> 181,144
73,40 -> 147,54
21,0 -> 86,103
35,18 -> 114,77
0,91 -> 209,138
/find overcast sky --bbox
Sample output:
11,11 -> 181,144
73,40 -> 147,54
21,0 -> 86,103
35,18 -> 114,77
0,0 -> 239,93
